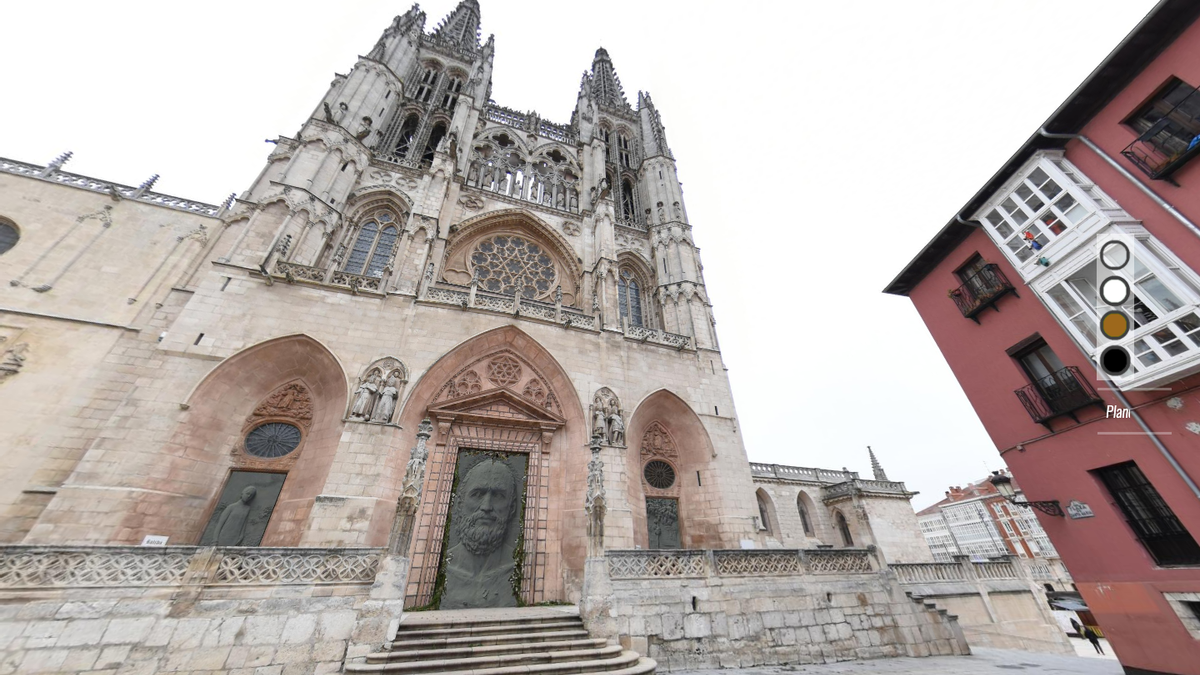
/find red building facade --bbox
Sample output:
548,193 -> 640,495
887,2 -> 1200,673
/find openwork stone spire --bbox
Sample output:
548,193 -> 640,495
431,0 -> 482,53
589,47 -> 630,111
868,446 -> 889,482
638,91 -> 673,160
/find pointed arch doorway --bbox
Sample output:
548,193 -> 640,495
405,350 -> 566,609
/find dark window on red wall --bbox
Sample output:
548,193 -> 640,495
1125,78 -> 1200,159
1094,462 -> 1200,567
955,254 -> 988,283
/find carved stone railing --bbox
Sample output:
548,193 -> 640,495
822,479 -> 911,503
562,309 -> 596,330
804,548 -> 875,574
275,260 -> 327,284
212,547 -> 381,584
713,549 -> 802,576
483,104 -> 578,144
1028,562 -> 1054,580
974,560 -> 1018,580
426,286 -> 471,307
0,546 -> 193,588
750,463 -> 859,484
607,550 -> 707,579
0,546 -> 383,589
329,269 -> 383,293
891,562 -> 967,584
0,157 -> 221,216
626,325 -> 691,350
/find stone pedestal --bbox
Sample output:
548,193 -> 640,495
579,556 -> 615,638
347,554 -> 412,661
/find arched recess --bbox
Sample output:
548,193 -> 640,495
797,490 -> 819,538
440,209 -> 582,306
626,389 -> 723,550
171,334 -> 349,547
755,488 -> 778,536
832,508 -> 857,547
388,325 -> 587,607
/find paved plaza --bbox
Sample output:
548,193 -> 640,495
675,647 -> 1122,674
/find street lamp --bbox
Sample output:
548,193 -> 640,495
988,471 -> 1064,517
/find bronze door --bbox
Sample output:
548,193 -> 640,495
646,497 -> 680,549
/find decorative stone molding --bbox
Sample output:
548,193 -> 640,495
640,421 -> 678,460
0,338 -> 28,383
249,381 -> 314,429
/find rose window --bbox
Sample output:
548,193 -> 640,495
487,355 -> 522,388
643,460 -> 676,489
470,235 -> 557,299
245,422 -> 302,458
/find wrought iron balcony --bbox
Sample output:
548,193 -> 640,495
949,264 -> 1018,323
1121,85 -> 1200,182
1014,366 -> 1104,429
1122,121 -> 1200,182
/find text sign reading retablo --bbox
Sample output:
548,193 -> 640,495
1067,500 -> 1094,519
140,535 -> 169,546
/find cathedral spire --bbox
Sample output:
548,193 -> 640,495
868,446 -> 889,482
431,0 -> 482,53
589,47 -> 630,111
638,91 -> 673,160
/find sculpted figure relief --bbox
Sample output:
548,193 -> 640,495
591,388 -> 624,445
439,457 -> 524,609
607,403 -> 625,446
372,375 -> 400,423
214,486 -> 258,546
199,471 -> 286,547
350,373 -> 381,420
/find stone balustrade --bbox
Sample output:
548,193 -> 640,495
0,156 -> 221,216
0,545 -> 382,589
625,325 -> 691,350
748,462 -> 858,484
606,548 -> 876,580
974,560 -> 1019,580
891,562 -> 968,584
422,285 -> 599,331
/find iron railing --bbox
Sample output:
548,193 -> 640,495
949,264 -> 1017,322
1014,366 -> 1103,427
1121,85 -> 1200,182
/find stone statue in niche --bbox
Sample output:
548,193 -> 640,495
438,452 -> 528,609
591,387 -> 623,446
350,373 -> 381,420
657,204 -> 666,223
592,406 -> 607,442
372,374 -> 401,423
199,471 -> 286,547
607,403 -> 625,447
355,116 -> 374,141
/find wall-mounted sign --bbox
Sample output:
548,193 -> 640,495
140,535 -> 169,546
1067,500 -> 1094,520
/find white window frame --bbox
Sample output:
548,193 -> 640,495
974,152 -> 1129,283
1033,224 -> 1200,389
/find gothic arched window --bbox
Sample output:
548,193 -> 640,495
344,212 -> 400,277
836,511 -> 854,547
0,220 -> 17,256
415,66 -> 441,104
756,492 -> 772,534
422,122 -> 448,166
618,134 -> 632,168
621,178 -> 637,221
394,114 -> 420,158
441,76 -> 464,110
470,234 -> 557,299
617,269 -> 644,328
798,498 -> 813,536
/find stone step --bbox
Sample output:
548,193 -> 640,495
387,628 -> 592,650
347,649 -> 648,675
368,638 -> 611,663
394,619 -> 584,639
353,644 -> 625,672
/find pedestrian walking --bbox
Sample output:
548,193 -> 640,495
1083,625 -> 1105,654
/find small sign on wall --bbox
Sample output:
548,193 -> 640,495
1067,500 -> 1094,519
140,535 -> 169,546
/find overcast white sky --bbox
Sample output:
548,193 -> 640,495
2,0 -> 1160,507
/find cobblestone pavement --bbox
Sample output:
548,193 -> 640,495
673,648 -> 1124,674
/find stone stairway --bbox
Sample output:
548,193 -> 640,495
346,606 -> 656,675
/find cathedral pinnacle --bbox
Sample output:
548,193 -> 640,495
588,47 -> 630,111
431,0 -> 482,53
637,91 -> 673,160
868,446 -> 889,482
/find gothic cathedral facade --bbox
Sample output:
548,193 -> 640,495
0,1 -> 762,607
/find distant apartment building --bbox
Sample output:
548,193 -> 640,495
918,473 -> 1065,578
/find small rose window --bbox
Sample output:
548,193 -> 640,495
643,460 -> 676,490
470,235 -> 557,299
245,422 -> 302,458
